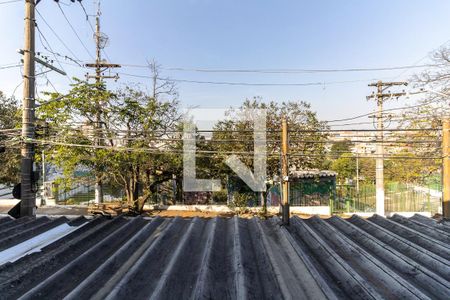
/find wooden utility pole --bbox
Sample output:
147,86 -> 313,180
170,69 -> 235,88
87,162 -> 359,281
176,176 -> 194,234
356,152 -> 360,197
367,81 -> 407,216
443,119 -> 450,219
20,0 -> 36,217
281,117 -> 290,225
85,2 -> 120,204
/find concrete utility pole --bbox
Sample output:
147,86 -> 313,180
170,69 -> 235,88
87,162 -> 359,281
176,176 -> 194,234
20,0 -> 37,217
443,119 -> 450,219
19,1 -> 77,217
367,81 -> 407,216
85,2 -> 120,204
281,117 -> 290,225
375,82 -> 385,216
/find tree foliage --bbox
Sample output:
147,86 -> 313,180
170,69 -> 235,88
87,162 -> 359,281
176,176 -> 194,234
329,140 -> 352,159
0,92 -> 21,185
385,150 -> 433,184
37,79 -> 116,193
37,77 -> 182,212
331,154 -> 355,184
209,98 -> 329,182
391,46 -> 448,183
107,86 -> 181,211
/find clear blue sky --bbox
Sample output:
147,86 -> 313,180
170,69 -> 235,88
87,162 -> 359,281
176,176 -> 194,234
1,0 -> 450,123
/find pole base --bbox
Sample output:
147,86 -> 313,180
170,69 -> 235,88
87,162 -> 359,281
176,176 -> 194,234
282,204 -> 290,225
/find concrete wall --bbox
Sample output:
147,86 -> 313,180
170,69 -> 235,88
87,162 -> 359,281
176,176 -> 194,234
344,211 -> 432,218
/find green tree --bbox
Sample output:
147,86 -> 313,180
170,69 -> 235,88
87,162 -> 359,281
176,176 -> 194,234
395,46 -> 449,182
385,150 -> 431,184
37,79 -> 116,203
358,157 -> 376,183
329,140 -> 352,159
0,92 -> 21,185
209,98 -> 329,183
330,153 -> 356,184
38,80 -> 182,212
107,86 -> 181,211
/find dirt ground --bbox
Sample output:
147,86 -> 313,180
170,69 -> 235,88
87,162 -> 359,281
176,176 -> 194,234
0,203 -> 330,219
146,210 -> 236,218
145,209 -> 330,219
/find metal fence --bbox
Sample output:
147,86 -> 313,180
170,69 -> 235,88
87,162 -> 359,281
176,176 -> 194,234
332,182 -> 442,215
41,181 -> 124,205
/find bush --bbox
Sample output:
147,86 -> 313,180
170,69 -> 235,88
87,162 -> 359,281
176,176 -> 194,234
212,190 -> 228,204
229,192 -> 254,214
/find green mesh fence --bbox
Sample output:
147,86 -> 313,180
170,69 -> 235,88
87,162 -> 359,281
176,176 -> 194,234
332,182 -> 442,215
289,178 -> 336,206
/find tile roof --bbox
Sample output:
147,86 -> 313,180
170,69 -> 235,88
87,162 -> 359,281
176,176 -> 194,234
0,214 -> 449,299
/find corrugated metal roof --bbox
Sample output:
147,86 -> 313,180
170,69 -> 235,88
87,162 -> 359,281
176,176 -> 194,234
0,214 -> 449,299
290,170 -> 337,178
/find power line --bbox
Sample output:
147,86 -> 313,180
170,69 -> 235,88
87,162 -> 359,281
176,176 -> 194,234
0,0 -> 20,5
0,63 -> 22,70
324,93 -> 450,123
77,0 -> 111,63
118,72 -> 382,87
39,135 -> 439,143
328,121 -> 383,127
53,126 -> 443,134
315,128 -> 440,132
56,3 -> 95,61
119,72 -> 323,86
35,24 -> 72,82
78,1 -> 94,30
393,38 -> 450,80
28,137 -> 435,156
120,63 -> 440,74
45,76 -> 60,94
38,50 -> 83,67
11,79 -> 23,98
35,90 -> 78,107
38,125 -> 441,134
37,131 -> 441,145
30,138 -> 443,160
36,9 -> 83,62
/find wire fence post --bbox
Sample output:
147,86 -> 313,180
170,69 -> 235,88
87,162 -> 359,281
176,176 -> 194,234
442,119 -> 450,219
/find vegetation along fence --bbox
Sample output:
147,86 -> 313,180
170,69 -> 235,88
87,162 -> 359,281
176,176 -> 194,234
332,182 -> 442,215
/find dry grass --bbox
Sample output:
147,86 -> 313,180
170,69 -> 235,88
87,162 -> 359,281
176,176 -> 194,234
143,209 -> 330,219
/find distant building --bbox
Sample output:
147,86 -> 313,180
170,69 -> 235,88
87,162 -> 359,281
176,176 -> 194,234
328,131 -> 409,155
